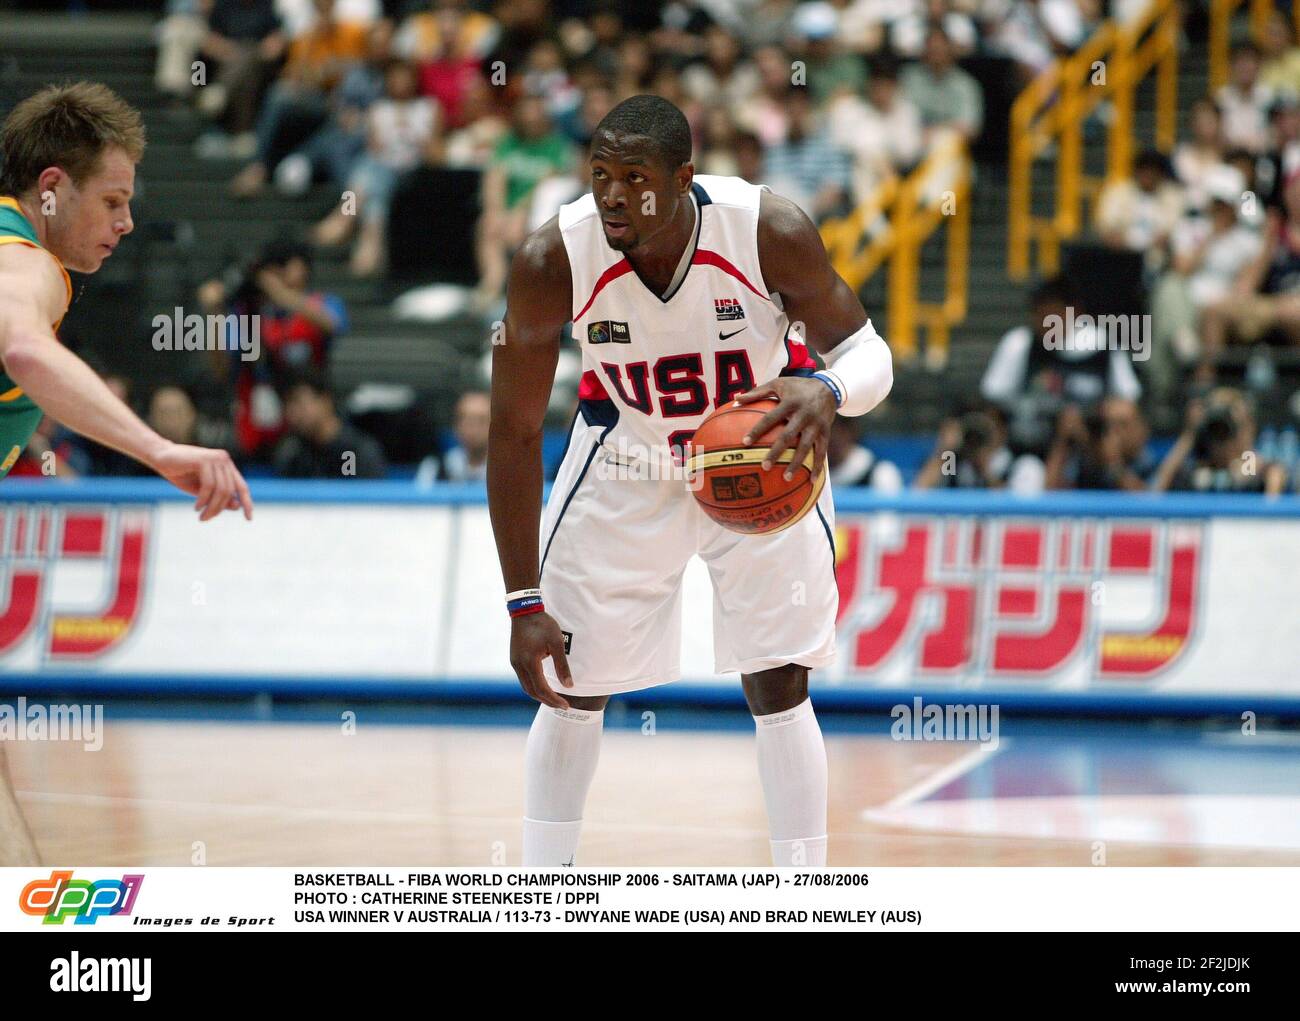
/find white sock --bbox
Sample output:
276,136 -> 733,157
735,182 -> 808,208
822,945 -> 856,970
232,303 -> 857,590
522,704 -> 604,865
754,698 -> 828,867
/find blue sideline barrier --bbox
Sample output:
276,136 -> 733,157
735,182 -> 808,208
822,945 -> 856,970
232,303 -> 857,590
2,478 -> 1298,715
3,476 -> 1300,518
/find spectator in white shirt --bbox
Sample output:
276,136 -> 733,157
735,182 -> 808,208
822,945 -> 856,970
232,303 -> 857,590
1173,98 -> 1228,212
276,0 -> 379,39
1150,165 -> 1261,400
313,59 -> 439,277
1095,149 -> 1185,268
1217,42 -> 1275,155
891,0 -> 977,59
827,56 -> 923,198
1173,167 -> 1262,312
987,0 -> 1087,82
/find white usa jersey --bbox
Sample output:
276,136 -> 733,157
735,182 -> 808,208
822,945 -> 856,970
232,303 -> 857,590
558,174 -> 817,463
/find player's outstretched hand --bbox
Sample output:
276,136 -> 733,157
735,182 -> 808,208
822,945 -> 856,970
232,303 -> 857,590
150,443 -> 254,522
737,375 -> 838,481
510,611 -> 573,709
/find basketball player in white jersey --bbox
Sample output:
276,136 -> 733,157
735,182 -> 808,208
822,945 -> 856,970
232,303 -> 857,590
487,95 -> 893,867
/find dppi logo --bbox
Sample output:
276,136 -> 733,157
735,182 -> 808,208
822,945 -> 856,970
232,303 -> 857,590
0,505 -> 151,661
833,516 -> 1202,679
20,871 -> 144,925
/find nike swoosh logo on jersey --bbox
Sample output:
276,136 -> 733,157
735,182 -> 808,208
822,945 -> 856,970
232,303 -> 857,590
719,327 -> 747,340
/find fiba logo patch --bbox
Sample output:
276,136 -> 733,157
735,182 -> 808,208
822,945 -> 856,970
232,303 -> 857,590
587,320 -> 630,344
714,297 -> 745,321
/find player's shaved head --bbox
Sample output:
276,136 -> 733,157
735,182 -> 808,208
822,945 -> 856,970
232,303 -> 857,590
591,95 -> 691,171
589,95 -> 695,254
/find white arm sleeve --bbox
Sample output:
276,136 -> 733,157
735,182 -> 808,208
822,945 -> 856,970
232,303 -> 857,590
815,319 -> 894,417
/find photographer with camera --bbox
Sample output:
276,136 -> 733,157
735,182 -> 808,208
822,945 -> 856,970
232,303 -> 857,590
915,402 -> 1045,492
197,239 -> 347,458
1045,397 -> 1155,491
1152,389 -> 1288,494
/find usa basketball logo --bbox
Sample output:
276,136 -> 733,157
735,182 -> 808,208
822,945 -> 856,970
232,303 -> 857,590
714,297 -> 745,321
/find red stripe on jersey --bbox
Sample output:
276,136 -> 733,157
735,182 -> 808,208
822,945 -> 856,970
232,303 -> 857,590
784,334 -> 816,371
574,259 -> 634,321
578,369 -> 610,400
691,249 -> 771,301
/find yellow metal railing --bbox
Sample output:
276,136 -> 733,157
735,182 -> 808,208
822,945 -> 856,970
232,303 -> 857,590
1008,0 -> 1179,280
819,176 -> 899,297
820,134 -> 971,360
1210,0 -> 1300,89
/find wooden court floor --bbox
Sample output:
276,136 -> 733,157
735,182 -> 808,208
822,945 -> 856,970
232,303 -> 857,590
5,714 -> 1298,866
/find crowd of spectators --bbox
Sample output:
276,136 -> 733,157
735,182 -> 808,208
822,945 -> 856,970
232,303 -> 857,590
1055,22 -> 1300,496
12,1 -> 1283,492
1092,32 -> 1300,383
843,14 -> 1300,500
134,0 -> 1009,480
153,0 -> 1017,292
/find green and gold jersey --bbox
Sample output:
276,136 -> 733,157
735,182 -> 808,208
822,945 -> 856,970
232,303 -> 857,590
0,196 -> 72,477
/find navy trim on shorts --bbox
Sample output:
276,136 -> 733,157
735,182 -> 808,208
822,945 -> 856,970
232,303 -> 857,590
814,501 -> 836,579
541,398 -> 617,578
539,439 -> 602,579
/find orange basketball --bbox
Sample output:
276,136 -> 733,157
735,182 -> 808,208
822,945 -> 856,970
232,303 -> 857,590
685,397 -> 825,535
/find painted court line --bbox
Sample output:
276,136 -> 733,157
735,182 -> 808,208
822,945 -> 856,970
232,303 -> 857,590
870,740 -> 1007,815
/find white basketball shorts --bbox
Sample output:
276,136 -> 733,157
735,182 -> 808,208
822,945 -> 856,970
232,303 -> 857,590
538,413 -> 839,696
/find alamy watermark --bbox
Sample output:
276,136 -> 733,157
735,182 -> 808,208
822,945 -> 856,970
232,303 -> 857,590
0,697 -> 104,751
890,696 -> 1000,749
594,436 -> 707,489
591,435 -> 806,490
151,307 -> 260,362
1043,307 -> 1150,362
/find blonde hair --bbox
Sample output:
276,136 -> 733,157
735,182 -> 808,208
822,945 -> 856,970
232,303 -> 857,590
0,81 -> 145,196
